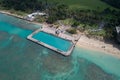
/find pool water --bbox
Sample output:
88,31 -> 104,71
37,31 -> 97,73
0,13 -> 120,80
32,31 -> 73,52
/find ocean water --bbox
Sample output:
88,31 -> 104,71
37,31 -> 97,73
32,31 -> 73,52
0,13 -> 120,80
0,21 -> 32,38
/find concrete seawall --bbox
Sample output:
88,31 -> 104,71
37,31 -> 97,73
27,29 -> 75,56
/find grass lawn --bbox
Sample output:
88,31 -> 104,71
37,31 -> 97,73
46,0 -> 117,11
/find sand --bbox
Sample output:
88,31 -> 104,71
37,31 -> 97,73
76,35 -> 120,58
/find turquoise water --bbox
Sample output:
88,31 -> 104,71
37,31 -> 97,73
32,31 -> 73,52
0,21 -> 32,37
0,13 -> 40,30
0,13 -> 120,80
74,47 -> 120,78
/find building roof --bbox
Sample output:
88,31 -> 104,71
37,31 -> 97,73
32,12 -> 46,16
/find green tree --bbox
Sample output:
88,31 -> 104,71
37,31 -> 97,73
1,0 -> 46,12
46,3 -> 69,23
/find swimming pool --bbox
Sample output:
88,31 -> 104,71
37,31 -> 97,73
32,31 -> 73,53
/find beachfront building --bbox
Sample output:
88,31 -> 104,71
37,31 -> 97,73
25,14 -> 35,21
24,12 -> 47,21
116,26 -> 120,43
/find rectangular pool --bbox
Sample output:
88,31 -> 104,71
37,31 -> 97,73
32,31 -> 73,52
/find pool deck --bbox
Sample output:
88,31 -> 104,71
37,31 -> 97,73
27,26 -> 80,56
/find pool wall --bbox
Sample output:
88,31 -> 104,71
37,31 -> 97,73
27,29 -> 75,56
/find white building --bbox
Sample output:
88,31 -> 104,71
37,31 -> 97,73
116,26 -> 120,43
25,12 -> 47,21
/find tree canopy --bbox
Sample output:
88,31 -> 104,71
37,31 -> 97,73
1,0 -> 46,11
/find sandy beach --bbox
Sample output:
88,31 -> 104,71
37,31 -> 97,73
77,35 -> 120,58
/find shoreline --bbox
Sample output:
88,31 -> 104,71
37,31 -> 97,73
0,10 -> 120,58
76,35 -> 120,58
0,10 -> 24,19
0,10 -> 44,28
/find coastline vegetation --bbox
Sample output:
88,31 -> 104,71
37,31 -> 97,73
0,0 -> 120,42
66,28 -> 77,34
